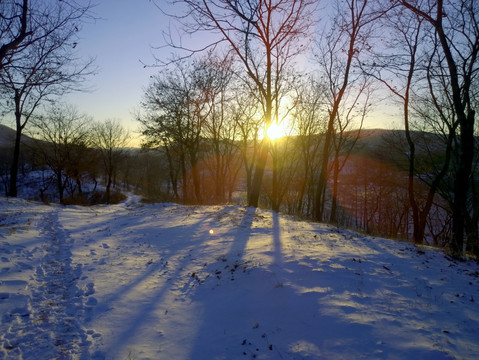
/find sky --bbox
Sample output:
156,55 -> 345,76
65,0 -> 398,142
64,0 -> 169,136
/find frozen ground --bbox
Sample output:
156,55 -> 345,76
0,195 -> 478,359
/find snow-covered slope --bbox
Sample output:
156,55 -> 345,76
0,196 -> 478,359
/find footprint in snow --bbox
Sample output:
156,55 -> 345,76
86,297 -> 98,306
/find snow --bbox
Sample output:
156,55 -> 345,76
1,196 -> 478,360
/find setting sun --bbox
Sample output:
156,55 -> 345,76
266,122 -> 283,140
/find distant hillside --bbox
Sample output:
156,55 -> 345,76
350,128 -> 452,167
0,124 -> 35,149
0,124 -> 16,148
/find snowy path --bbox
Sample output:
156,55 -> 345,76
1,204 -> 95,359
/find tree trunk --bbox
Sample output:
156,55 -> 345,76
105,173 -> 112,204
56,170 -> 64,204
8,127 -> 22,197
214,149 -> 224,202
76,177 -> 83,199
314,117 -> 334,222
271,142 -> 280,212
8,91 -> 24,198
248,140 -> 269,207
164,145 -> 179,200
242,139 -> 254,205
465,174 -> 479,256
180,152 -> 187,202
296,154 -> 309,215
190,151 -> 202,204
329,153 -> 340,224
451,111 -> 475,256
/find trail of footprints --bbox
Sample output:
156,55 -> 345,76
0,209 -> 100,359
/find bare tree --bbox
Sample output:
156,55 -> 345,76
231,87 -> 264,202
362,8 -> 430,243
200,54 -> 243,203
266,118 -> 299,212
139,63 -> 190,202
140,56 -> 221,204
467,122 -> 479,254
0,0 -> 95,197
31,104 -> 93,204
163,0 -> 316,207
328,83 -> 372,224
93,119 -> 130,204
397,0 -> 479,257
289,79 -> 326,216
312,0 -> 383,222
0,0 -> 30,70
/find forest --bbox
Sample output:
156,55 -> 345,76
0,0 -> 478,258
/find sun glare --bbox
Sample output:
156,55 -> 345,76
266,122 -> 283,140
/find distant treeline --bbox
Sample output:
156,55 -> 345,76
1,126 -> 476,255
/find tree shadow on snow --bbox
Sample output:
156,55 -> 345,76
184,212 -> 477,360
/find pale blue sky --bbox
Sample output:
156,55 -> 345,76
65,0 -> 169,133
66,0 -> 395,136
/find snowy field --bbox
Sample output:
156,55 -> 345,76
0,196 -> 478,360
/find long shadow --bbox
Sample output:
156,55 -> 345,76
266,225 -> 479,359
185,207 -> 295,359
100,244 -> 196,358
272,211 -> 283,266
72,203 -> 479,359
91,205 -> 216,358
225,206 -> 256,261
189,213 -> 479,359
94,222 -> 201,311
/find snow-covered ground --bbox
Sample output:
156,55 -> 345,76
0,195 -> 478,360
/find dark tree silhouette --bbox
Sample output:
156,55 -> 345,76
398,0 -> 479,257
0,0 -> 94,197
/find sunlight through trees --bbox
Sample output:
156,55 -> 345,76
1,0 -> 478,257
